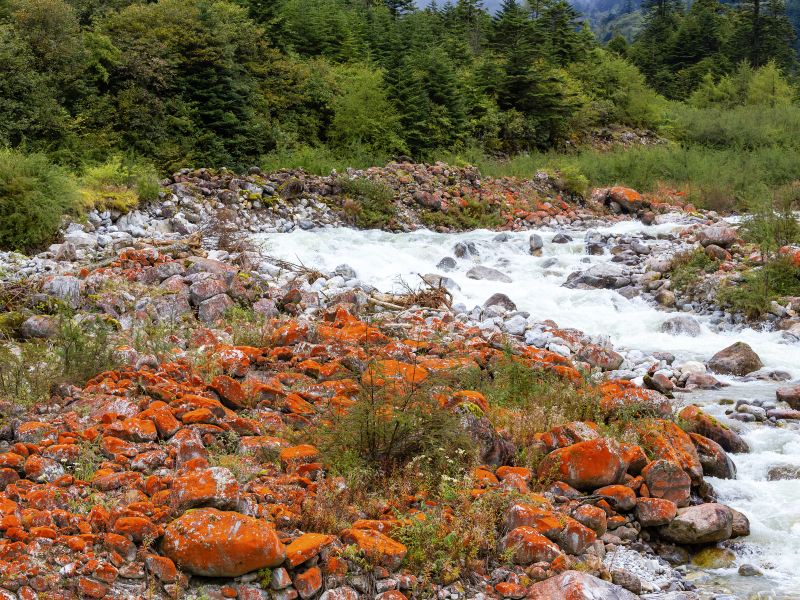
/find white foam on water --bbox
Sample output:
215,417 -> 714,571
255,223 -> 800,596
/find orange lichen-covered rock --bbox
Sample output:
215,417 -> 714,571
362,360 -> 428,388
527,569 -> 639,599
210,375 -> 249,410
447,390 -> 489,413
285,533 -> 336,568
340,528 -> 407,570
162,508 -> 285,577
641,460 -> 691,508
635,497 -> 677,527
279,445 -> 319,469
537,438 -> 627,491
170,467 -> 240,514
636,419 -> 703,484
678,405 -> 749,454
502,526 -> 562,565
294,566 -> 323,599
594,485 -> 637,512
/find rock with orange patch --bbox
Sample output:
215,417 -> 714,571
678,405 -> 749,454
594,485 -> 637,512
294,566 -> 323,599
285,533 -> 336,568
162,508 -> 285,577
362,360 -> 428,388
636,419 -> 703,483
210,375 -> 249,410
502,526 -> 562,564
635,497 -> 677,527
641,460 -> 691,508
340,528 -> 407,570
527,570 -> 638,599
448,390 -> 489,413
537,438 -> 627,491
572,504 -> 607,536
279,445 -> 319,469
607,187 -> 646,214
271,321 -> 309,346
170,467 -> 240,514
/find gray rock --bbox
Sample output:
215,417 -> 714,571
189,278 -> 228,306
42,275 -> 81,308
738,563 -> 762,577
697,226 -> 737,248
526,570 -> 639,599
466,266 -> 512,283
20,315 -> 58,339
493,233 -> 511,242
198,293 -> 234,323
483,293 -> 517,312
503,315 -> 527,336
708,342 -> 763,376
333,264 -> 357,279
454,241 -> 478,258
422,274 -> 460,292
564,263 -> 631,289
658,503 -> 733,545
436,257 -> 457,272
529,234 -> 544,254
661,316 -> 701,337
552,233 -> 573,244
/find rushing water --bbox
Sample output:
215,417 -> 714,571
257,221 -> 800,599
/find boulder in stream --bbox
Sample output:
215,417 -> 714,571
707,342 -> 763,376
659,503 -> 734,544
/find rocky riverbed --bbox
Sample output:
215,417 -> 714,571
1,163 -> 800,600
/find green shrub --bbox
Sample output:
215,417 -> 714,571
338,176 -> 397,229
719,257 -> 800,319
0,148 -> 80,251
319,361 -> 476,489
79,155 -> 160,213
420,198 -> 502,231
261,145 -> 388,176
669,248 -> 717,291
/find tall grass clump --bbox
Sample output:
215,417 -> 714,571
261,145 -> 388,175
0,148 -> 80,251
79,155 -> 160,213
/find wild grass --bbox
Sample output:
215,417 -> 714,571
669,248 -> 718,291
261,145 -> 388,176
337,176 -> 397,229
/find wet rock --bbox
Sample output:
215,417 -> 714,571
655,289 -> 676,307
678,405 -> 749,454
162,508 -> 285,577
689,433 -> 736,479
660,316 -> 701,337
767,464 -> 800,480
436,257 -> 457,271
738,563 -> 763,577
708,342 -> 763,376
658,503 -> 734,545
692,547 -> 736,569
552,233 -> 572,244
526,570 -> 639,599
730,508 -> 750,537
454,241 -> 478,258
466,265 -> 512,283
776,383 -> 800,409
564,263 -> 631,289
484,293 -> 517,312
529,234 -> 544,254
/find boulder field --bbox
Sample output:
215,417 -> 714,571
0,165 -> 787,600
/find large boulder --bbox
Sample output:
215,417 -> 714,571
708,342 -> 763,376
697,226 -> 737,248
678,405 -> 749,454
577,344 -> 624,371
564,263 -> 631,290
162,508 -> 285,577
659,503 -> 734,545
537,438 -> 627,491
466,265 -> 512,283
642,460 -> 691,508
689,433 -> 736,479
527,570 -> 639,600
660,316 -> 702,337
776,383 -> 800,410
170,467 -> 240,513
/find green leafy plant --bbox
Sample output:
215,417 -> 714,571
338,176 -> 397,229
0,148 -> 80,251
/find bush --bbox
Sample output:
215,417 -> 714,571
719,257 -> 800,319
669,248 -> 717,291
319,360 -> 477,489
79,155 -> 160,213
0,148 -> 80,251
420,198 -> 502,231
338,176 -> 397,229
261,145 -> 388,176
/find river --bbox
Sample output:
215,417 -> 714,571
257,220 -> 800,599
